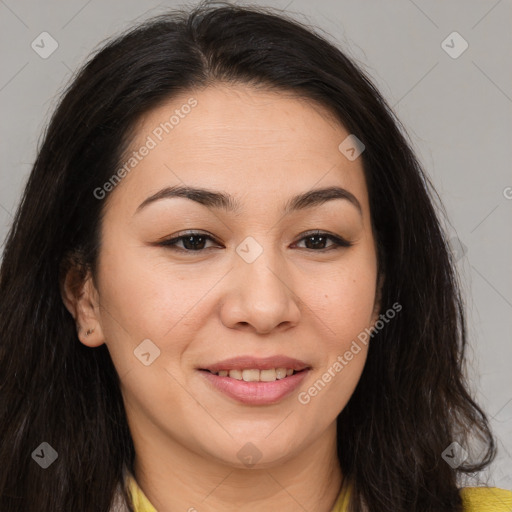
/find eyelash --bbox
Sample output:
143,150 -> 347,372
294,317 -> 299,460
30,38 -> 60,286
157,230 -> 353,253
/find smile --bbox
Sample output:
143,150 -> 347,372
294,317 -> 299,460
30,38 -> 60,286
198,368 -> 310,405
205,368 -> 296,381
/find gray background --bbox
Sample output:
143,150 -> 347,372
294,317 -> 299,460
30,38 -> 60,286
1,0 -> 511,490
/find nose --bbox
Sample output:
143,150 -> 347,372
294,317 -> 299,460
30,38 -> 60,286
219,245 -> 301,334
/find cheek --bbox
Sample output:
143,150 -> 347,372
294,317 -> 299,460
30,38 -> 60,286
325,344 -> 368,411
97,246 -> 203,339
96,245 -> 232,380
297,337 -> 368,423
307,261 -> 377,340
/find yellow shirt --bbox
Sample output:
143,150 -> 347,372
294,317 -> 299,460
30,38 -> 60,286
126,473 -> 512,512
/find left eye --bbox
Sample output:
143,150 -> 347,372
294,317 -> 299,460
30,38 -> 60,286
158,231 -> 352,252
293,231 -> 353,251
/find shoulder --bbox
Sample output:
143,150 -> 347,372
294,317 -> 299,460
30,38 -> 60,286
460,486 -> 512,512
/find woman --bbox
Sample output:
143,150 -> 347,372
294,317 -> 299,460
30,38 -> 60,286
0,2 -> 510,511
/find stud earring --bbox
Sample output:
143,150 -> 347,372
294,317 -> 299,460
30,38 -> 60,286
85,328 -> 95,337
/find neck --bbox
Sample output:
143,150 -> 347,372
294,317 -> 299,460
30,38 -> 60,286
132,422 -> 343,512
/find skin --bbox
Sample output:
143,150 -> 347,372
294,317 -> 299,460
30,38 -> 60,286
63,84 -> 383,512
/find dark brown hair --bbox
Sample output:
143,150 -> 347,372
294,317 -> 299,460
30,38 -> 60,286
0,2 -> 496,510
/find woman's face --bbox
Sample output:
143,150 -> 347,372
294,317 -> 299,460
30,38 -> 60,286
71,84 -> 381,469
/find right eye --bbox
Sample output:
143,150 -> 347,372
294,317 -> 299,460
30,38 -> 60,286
157,231 -> 221,252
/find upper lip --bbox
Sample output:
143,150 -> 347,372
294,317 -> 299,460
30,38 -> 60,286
200,355 -> 310,373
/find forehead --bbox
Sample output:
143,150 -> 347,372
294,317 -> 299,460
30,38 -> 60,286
133,84 -> 346,156
109,84 -> 370,217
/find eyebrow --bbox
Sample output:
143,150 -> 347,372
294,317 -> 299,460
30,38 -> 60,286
135,184 -> 362,217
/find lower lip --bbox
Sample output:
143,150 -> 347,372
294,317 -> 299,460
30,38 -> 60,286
199,369 -> 310,405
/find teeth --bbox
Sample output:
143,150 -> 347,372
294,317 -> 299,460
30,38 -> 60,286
229,369 -> 243,380
242,369 -> 260,382
212,367 -> 298,382
275,368 -> 287,379
260,369 -> 277,382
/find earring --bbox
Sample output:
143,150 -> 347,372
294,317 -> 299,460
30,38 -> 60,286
85,328 -> 95,337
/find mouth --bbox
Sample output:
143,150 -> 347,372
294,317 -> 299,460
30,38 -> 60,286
197,355 -> 311,404
199,367 -> 306,382
198,364 -> 311,405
